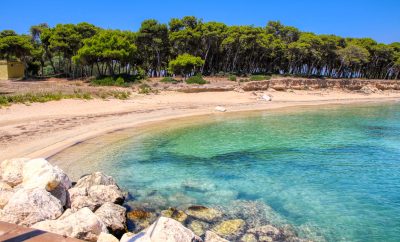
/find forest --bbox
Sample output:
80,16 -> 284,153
1,16 -> 400,80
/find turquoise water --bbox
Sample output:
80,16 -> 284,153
55,103 -> 400,241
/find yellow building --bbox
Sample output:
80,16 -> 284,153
0,60 -> 25,80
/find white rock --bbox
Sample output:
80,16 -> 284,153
21,158 -> 72,192
122,217 -> 202,242
94,202 -> 126,236
215,106 -> 227,112
261,94 -> 272,101
32,207 -> 108,242
97,232 -> 119,242
75,172 -> 117,190
0,158 -> 28,187
204,230 -> 229,242
0,187 -> 63,226
71,195 -> 98,212
88,184 -> 125,205
0,181 -> 13,209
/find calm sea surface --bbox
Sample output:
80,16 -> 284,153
51,103 -> 400,241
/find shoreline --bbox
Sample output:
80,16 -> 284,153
1,89 -> 400,160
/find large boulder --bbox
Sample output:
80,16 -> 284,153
69,173 -> 124,212
212,219 -> 246,240
0,158 -> 28,187
0,181 -> 13,209
121,217 -> 202,242
94,202 -> 126,237
88,184 -> 124,205
21,158 -> 72,191
186,206 -> 223,222
32,207 -> 108,242
74,172 -> 117,189
204,231 -> 229,242
0,187 -> 63,226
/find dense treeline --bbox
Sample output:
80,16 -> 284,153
1,17 -> 400,80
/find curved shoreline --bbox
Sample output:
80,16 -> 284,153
0,90 -> 399,160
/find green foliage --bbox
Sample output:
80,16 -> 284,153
138,83 -> 156,94
185,74 -> 207,84
0,92 -> 91,107
228,74 -> 237,81
160,77 -> 179,83
249,75 -> 271,81
1,17 -> 399,80
168,53 -> 205,76
90,75 -> 142,87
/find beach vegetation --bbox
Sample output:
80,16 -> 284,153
1,18 -> 400,80
185,74 -> 207,84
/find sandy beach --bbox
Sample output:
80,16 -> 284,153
1,89 -> 400,160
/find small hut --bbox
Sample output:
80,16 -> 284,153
0,60 -> 25,80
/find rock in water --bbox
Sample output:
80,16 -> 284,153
204,230 -> 229,242
74,172 -> 117,189
212,219 -> 246,240
215,106 -> 227,112
0,187 -> 63,226
122,217 -> 202,242
32,207 -> 108,242
186,206 -> 223,222
0,158 -> 28,187
88,184 -> 125,205
161,207 -> 188,223
247,225 -> 284,241
95,202 -> 126,237
240,233 -> 257,242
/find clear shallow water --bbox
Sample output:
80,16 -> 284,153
52,103 -> 400,242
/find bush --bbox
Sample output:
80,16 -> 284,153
91,74 -> 144,87
138,84 -> 153,94
185,75 -> 207,85
160,77 -> 179,83
228,74 -> 237,81
249,75 -> 271,81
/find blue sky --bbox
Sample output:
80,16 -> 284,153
1,0 -> 399,43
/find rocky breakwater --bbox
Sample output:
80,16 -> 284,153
0,158 -> 311,242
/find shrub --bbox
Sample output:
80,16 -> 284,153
91,75 -> 143,87
185,75 -> 207,85
249,75 -> 271,81
160,77 -> 179,83
138,84 -> 153,94
228,74 -> 237,81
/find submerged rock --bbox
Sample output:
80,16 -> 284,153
95,202 -> 126,237
161,207 -> 188,223
186,205 -> 223,222
32,207 -> 108,242
188,220 -> 209,236
0,187 -> 63,226
122,216 -> 202,242
0,158 -> 28,187
240,233 -> 257,242
247,225 -> 282,240
204,230 -> 229,242
212,219 -> 246,240
127,209 -> 158,232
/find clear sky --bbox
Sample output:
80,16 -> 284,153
1,0 -> 399,44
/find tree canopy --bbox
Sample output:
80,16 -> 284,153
1,17 -> 399,79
